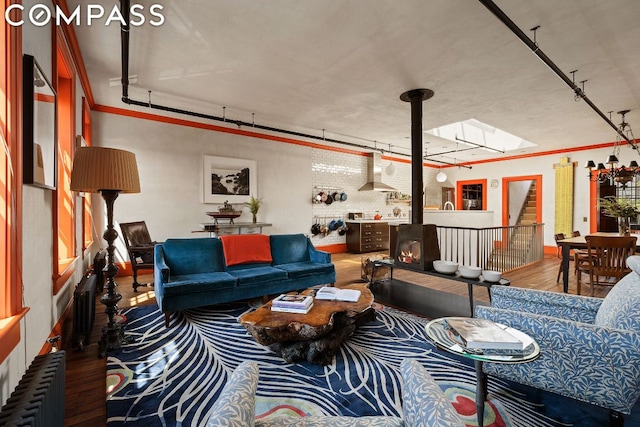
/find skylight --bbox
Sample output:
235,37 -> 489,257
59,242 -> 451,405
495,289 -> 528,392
425,118 -> 536,153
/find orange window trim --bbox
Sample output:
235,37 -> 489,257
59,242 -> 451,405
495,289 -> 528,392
456,179 -> 488,211
0,3 -> 25,365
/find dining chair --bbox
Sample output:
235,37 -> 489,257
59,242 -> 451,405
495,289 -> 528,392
554,233 -> 565,282
571,230 -> 593,275
577,235 -> 637,296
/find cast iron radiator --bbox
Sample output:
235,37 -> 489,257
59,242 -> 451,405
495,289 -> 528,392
0,351 -> 66,427
73,273 -> 98,351
93,249 -> 107,293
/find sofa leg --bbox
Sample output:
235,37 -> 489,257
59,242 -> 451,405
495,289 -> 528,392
164,312 -> 171,328
610,410 -> 624,427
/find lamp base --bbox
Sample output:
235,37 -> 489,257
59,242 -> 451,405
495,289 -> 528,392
98,322 -> 131,358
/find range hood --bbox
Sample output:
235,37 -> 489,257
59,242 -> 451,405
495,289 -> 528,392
358,152 -> 398,192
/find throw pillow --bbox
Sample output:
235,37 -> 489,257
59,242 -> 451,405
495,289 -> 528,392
206,361 -> 259,427
594,255 -> 640,332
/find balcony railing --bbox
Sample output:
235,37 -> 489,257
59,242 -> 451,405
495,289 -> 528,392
436,223 -> 545,272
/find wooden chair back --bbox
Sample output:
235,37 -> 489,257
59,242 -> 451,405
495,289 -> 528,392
584,235 -> 637,295
119,221 -> 157,291
554,233 -> 565,258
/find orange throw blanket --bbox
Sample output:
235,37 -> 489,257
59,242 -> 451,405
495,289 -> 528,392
220,234 -> 272,266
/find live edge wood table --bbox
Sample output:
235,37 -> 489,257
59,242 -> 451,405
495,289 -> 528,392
239,283 -> 375,365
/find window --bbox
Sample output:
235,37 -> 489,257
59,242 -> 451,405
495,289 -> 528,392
0,4 -> 26,365
53,32 -> 77,294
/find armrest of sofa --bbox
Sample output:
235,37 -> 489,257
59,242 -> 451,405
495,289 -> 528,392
307,239 -> 332,264
206,361 -> 259,427
400,359 -> 464,427
154,245 -> 170,283
489,286 -> 602,323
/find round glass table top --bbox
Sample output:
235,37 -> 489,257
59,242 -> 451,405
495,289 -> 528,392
425,317 -> 540,363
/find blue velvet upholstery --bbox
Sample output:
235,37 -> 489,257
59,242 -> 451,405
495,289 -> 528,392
475,256 -> 640,418
154,234 -> 336,323
207,359 -> 461,427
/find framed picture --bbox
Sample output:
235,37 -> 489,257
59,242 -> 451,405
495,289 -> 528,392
203,155 -> 257,204
23,54 -> 57,189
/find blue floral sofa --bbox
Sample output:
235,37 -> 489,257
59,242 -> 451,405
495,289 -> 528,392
154,234 -> 336,326
205,359 -> 465,427
475,255 -> 640,427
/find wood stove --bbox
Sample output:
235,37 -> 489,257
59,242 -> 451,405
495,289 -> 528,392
394,224 -> 441,271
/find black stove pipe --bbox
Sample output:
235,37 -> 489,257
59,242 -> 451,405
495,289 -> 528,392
400,89 -> 434,225
478,0 -> 635,147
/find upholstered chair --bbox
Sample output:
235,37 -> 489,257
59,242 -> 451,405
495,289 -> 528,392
206,359 -> 465,427
475,255 -> 640,427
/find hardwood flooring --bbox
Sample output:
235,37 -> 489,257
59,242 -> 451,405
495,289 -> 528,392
61,252 -> 605,426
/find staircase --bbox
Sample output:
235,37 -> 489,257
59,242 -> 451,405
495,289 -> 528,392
485,182 -> 540,271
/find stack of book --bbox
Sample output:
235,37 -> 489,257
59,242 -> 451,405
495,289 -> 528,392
444,318 -> 524,350
271,294 -> 314,314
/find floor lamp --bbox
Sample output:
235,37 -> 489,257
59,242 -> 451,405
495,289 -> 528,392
70,147 -> 140,357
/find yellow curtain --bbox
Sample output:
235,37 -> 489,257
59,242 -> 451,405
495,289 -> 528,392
554,157 -> 576,236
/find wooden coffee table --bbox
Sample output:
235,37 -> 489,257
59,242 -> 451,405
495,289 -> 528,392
239,283 -> 375,365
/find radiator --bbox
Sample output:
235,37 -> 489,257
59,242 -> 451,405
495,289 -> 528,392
0,351 -> 66,427
73,273 -> 97,351
93,249 -> 106,293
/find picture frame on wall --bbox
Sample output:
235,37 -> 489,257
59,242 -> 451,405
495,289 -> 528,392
203,155 -> 257,204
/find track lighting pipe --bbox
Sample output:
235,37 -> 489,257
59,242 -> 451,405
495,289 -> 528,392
477,0 -> 635,147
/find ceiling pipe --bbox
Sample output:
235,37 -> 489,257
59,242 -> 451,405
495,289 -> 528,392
401,89 -> 434,225
478,0 -> 636,148
117,7 -> 410,159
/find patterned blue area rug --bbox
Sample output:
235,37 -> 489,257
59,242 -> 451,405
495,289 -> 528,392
106,303 -> 640,427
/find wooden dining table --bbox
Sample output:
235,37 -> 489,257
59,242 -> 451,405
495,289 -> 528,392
557,232 -> 640,292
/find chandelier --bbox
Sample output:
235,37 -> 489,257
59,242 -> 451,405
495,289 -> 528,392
585,110 -> 638,186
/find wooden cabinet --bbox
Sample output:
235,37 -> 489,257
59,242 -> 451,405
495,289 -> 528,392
346,221 -> 389,253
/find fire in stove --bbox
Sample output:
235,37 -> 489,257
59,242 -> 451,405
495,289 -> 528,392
397,240 -> 422,265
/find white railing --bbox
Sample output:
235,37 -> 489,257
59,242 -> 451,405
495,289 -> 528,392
435,223 -> 545,272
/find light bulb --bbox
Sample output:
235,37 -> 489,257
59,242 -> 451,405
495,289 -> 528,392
436,171 -> 447,183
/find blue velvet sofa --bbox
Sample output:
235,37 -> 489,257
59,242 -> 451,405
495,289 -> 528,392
154,233 -> 336,326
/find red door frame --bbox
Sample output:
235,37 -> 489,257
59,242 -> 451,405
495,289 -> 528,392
501,175 -> 543,226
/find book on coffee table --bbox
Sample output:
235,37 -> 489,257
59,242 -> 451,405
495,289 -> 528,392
272,294 -> 313,309
315,286 -> 361,302
271,303 -> 313,314
444,318 -> 524,350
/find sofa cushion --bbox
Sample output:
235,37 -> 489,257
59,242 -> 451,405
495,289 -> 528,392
270,234 -> 310,265
162,272 -> 238,297
255,416 -> 404,426
228,266 -> 289,285
274,261 -> 335,279
162,238 -> 226,275
221,234 -> 273,266
595,255 -> 640,332
206,361 -> 259,427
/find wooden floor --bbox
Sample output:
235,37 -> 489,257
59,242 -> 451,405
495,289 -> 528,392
61,252 -> 607,426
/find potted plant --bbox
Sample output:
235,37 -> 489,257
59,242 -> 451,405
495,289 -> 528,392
599,196 -> 640,235
245,195 -> 263,223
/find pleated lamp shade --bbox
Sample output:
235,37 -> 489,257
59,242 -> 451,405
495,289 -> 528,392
70,147 -> 140,193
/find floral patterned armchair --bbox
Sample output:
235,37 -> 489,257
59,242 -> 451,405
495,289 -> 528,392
475,255 -> 640,427
206,359 -> 464,427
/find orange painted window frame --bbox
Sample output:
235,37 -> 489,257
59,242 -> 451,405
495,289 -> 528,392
53,28 -> 77,294
456,179 -> 488,211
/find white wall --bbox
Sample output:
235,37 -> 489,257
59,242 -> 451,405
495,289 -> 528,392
1,0 -> 93,405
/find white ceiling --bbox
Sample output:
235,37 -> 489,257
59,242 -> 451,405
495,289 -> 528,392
68,0 -> 640,165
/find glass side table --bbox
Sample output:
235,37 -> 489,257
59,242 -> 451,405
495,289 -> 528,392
424,317 -> 540,427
